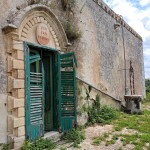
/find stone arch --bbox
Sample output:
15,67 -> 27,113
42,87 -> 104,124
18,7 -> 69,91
13,4 -> 68,50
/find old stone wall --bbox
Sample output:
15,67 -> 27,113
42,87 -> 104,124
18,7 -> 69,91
71,0 -> 145,101
0,0 -> 145,145
0,0 -> 26,143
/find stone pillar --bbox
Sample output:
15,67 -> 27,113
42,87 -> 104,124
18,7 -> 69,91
6,32 -> 25,149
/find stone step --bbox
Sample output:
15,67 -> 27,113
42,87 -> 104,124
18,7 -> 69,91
43,131 -> 62,143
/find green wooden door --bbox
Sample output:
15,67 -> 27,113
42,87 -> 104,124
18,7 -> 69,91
59,52 -> 77,132
25,45 -> 44,140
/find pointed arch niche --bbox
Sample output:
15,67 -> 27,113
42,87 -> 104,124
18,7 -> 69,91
3,4 -> 68,149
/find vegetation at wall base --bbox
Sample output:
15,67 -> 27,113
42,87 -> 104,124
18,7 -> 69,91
86,94 -> 119,126
61,126 -> 85,148
21,138 -> 56,150
0,143 -> 10,150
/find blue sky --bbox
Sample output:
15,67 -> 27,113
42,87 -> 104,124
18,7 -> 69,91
103,0 -> 150,79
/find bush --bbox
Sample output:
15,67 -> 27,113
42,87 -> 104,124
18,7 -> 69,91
87,94 -> 118,125
22,138 -> 56,150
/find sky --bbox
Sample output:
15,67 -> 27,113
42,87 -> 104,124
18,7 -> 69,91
103,0 -> 150,79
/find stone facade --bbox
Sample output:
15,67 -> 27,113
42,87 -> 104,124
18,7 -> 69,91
0,0 -> 145,148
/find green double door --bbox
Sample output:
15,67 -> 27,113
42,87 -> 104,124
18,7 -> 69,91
25,42 -> 77,141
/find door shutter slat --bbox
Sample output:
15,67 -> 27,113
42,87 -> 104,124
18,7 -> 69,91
25,44 -> 44,141
59,52 -> 77,132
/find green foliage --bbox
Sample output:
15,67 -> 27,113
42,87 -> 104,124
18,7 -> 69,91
87,94 -> 118,125
0,143 -> 10,150
21,138 -> 56,150
60,148 -> 66,150
92,106 -> 150,148
112,135 -> 118,140
111,107 -> 150,149
92,132 -> 110,145
105,140 -> 115,146
142,99 -> 149,104
62,127 -> 85,148
146,93 -> 150,99
93,138 -> 101,145
66,19 -> 82,41
145,79 -> 150,99
77,87 -> 82,95
85,86 -> 92,100
61,0 -> 75,11
145,79 -> 150,93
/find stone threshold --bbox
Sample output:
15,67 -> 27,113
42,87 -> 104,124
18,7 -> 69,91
43,131 -> 62,143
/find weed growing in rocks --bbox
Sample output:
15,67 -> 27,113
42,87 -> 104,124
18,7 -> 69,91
66,19 -> 82,41
92,132 -> 110,145
0,143 -> 10,150
61,0 -> 75,11
62,126 -> 85,148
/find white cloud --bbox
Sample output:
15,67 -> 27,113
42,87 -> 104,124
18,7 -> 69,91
146,20 -> 150,29
103,0 -> 150,78
139,0 -> 150,6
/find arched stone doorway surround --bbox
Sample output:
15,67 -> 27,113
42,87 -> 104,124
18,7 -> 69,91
2,4 -> 68,149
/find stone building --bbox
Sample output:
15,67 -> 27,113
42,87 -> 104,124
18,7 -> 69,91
0,0 -> 145,148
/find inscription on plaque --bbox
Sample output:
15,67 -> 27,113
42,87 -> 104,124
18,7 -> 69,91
36,23 -> 50,46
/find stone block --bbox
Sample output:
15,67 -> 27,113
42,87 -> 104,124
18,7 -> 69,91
13,117 -> 25,128
14,126 -> 25,137
13,107 -> 25,117
12,50 -> 24,60
21,32 -> 27,38
8,77 -> 24,91
8,134 -> 25,149
8,115 -> 14,132
7,96 -> 24,111
7,56 -> 13,72
13,59 -> 24,70
12,89 -> 25,98
6,34 -> 13,53
14,136 -> 25,149
13,79 -> 24,89
13,40 -> 23,51
7,77 -> 13,92
12,70 -> 25,79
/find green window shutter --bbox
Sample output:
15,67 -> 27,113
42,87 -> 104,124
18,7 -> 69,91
25,44 -> 44,141
59,52 -> 77,132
